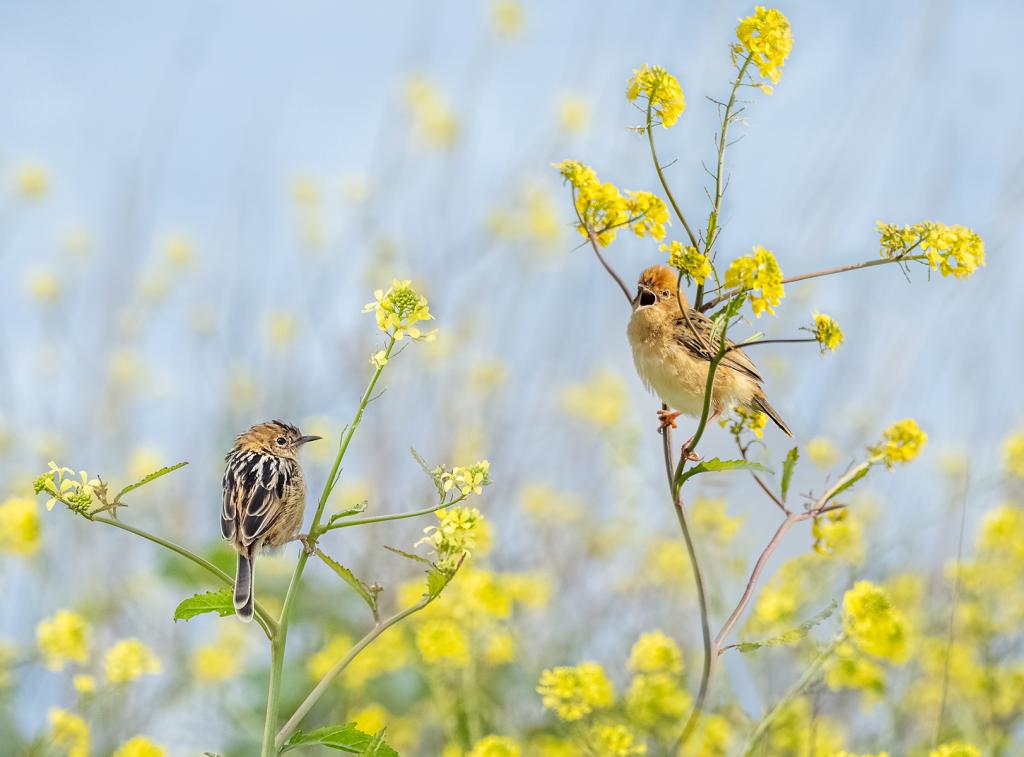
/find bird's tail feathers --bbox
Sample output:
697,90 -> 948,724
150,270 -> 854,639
752,394 -> 793,437
234,551 -> 254,623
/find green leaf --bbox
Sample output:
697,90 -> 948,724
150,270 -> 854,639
677,457 -> 771,488
731,600 -> 838,653
115,461 -> 188,501
173,589 -> 234,621
426,566 -> 451,599
383,545 -> 431,565
780,447 -> 799,503
824,462 -> 871,505
315,548 -> 377,613
282,724 -> 397,755
328,501 -> 369,521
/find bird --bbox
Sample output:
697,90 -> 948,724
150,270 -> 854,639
221,420 -> 321,622
627,265 -> 792,453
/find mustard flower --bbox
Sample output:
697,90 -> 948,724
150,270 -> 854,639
551,160 -> 629,246
825,641 -> 886,698
404,77 -> 458,147
37,610 -> 91,671
721,405 -> 767,438
724,245 -> 784,316
557,95 -> 588,135
193,627 -> 244,683
625,673 -> 690,735
626,65 -> 686,128
660,240 -> 711,284
735,7 -> 793,84
48,708 -> 89,757
560,369 -> 628,429
490,0 -> 523,39
625,190 -> 669,240
34,461 -> 101,513
976,503 -> 1024,564
15,163 -> 49,198
930,744 -> 981,757
415,619 -> 470,667
536,662 -> 614,721
842,581 -> 909,662
806,436 -> 840,468
588,724 -> 646,756
870,418 -> 927,468
72,674 -> 96,693
0,496 -> 41,556
363,279 -> 436,341
691,498 -> 744,545
877,220 -> 985,278
104,638 -> 161,683
469,735 -> 521,757
113,736 -> 166,757
813,312 -> 843,352
812,510 -> 865,565
418,506 -> 486,570
441,460 -> 492,495
627,630 -> 683,675
1002,429 -> 1024,478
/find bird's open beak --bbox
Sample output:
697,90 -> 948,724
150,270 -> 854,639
297,435 -> 322,445
633,284 -> 657,312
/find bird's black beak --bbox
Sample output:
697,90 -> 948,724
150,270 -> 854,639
633,284 -> 657,311
297,435 -> 322,445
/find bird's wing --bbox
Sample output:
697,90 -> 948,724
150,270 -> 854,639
221,450 -> 291,547
672,309 -> 763,383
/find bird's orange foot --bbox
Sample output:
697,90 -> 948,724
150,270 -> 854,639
657,409 -> 682,433
295,533 -> 316,556
681,438 -> 702,462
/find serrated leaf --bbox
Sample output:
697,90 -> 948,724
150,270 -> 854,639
282,724 -> 397,755
173,589 -> 234,621
115,461 -> 188,501
732,599 -> 838,653
677,457 -> 772,488
781,447 -> 799,503
383,545 -> 432,565
426,566 -> 451,599
824,462 -> 871,505
316,548 -> 376,613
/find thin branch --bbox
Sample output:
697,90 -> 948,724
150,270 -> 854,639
570,188 -> 632,303
645,97 -> 701,250
320,496 -> 462,533
736,438 -> 788,514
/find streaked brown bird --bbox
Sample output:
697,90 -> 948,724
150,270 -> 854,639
221,420 -> 321,622
627,265 -> 792,447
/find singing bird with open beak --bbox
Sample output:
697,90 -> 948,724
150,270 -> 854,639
627,265 -> 792,446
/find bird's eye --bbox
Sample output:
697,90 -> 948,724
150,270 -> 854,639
661,289 -> 671,298
275,436 -> 287,445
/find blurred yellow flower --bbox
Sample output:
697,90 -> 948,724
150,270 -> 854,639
724,246 -> 784,317
62,226 -> 92,257
806,436 -> 840,468
588,723 -> 646,756
720,405 -> 767,439
519,484 -> 584,523
557,95 -> 588,135
626,672 -> 690,737
48,708 -> 89,757
350,702 -> 389,734
104,638 -> 161,683
289,176 -> 320,207
811,509 -> 865,565
469,735 -> 521,757
128,447 -> 164,482
639,539 -> 690,588
161,234 -> 195,267
490,0 -> 523,38
627,630 -> 683,676
735,6 -> 793,84
469,359 -> 508,394
0,496 -> 41,556
37,610 -> 91,671
15,163 -> 49,198
842,581 -> 909,663
72,674 -> 96,693
415,619 -> 470,667
265,311 -> 297,349
483,629 -> 517,666
813,312 -> 844,352
930,744 -> 980,757
194,626 -> 245,683
560,369 -> 628,429
307,634 -> 353,682
691,498 -> 744,545
976,503 -> 1024,563
626,64 -> 686,128
825,641 -> 886,699
871,419 -> 927,468
536,662 -> 613,721
1003,429 -> 1024,478
404,77 -> 459,147
345,626 -> 410,688
26,270 -> 61,303
113,736 -> 166,757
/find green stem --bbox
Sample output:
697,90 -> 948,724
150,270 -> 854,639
742,634 -> 844,756
645,95 -> 701,251
321,495 -> 463,532
259,334 -> 397,757
90,515 -> 277,639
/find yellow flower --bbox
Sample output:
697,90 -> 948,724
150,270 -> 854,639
536,662 -> 614,721
483,629 -> 517,666
104,639 -> 161,683
626,191 -> 669,240
350,702 -> 389,734
557,95 -> 588,135
813,312 -> 843,352
265,311 -> 297,348
415,619 -> 470,667
37,610 -> 91,670
551,160 -> 630,246
0,496 -> 41,556
693,714 -> 734,757
626,65 -> 686,128
418,505 -> 486,570
824,641 -> 886,698
811,510 -> 865,565
404,77 -> 458,147
628,630 -> 683,675
307,634 -> 352,682
842,581 -> 909,662
806,437 -> 840,468
748,554 -> 830,633
48,708 -> 89,757
660,241 -> 711,284
560,369 -> 628,429
720,405 -> 767,438
15,163 -> 49,198
73,674 -> 96,694
735,6 -> 793,84
976,503 -> 1024,564
929,744 -> 980,757
588,723 -> 646,756
691,498 -> 744,545
363,279 -> 436,341
877,221 -> 985,279
626,673 -> 690,736
870,419 -> 927,468
441,461 -> 492,496
161,234 -> 195,267
519,484 -> 583,523
469,735 -> 521,757
490,0 -> 523,38
193,627 -> 244,683
113,736 -> 166,757
1003,429 -> 1024,478
724,246 -> 784,316
26,270 -> 61,303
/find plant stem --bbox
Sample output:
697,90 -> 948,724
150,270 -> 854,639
259,334 -> 396,757
741,634 -> 844,756
91,515 -> 277,639
322,497 -> 462,532
645,97 -> 701,252
275,597 -> 430,749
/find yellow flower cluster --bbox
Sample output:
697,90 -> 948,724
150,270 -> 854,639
627,630 -> 683,675
560,368 -> 628,430
441,460 -> 492,496
105,638 -> 162,683
404,77 -> 458,147
0,496 -> 40,555
870,418 -> 927,468
811,509 -> 865,565
724,245 -> 784,316
34,461 -> 102,513
624,631 -> 688,740
490,0 -> 523,39
15,163 -> 49,198
806,436 -> 840,468
660,241 -> 711,284
825,641 -> 886,699
415,619 -> 470,667
113,736 -> 166,757
813,312 -> 844,352
193,626 -> 245,683
930,744 -> 981,757
626,64 -> 686,128
1003,429 -> 1024,478
552,160 -> 668,245
49,708 -> 89,757
735,7 -> 793,84
877,221 -> 985,279
842,581 -> 909,662
536,662 -> 614,721
749,554 -> 830,633
691,498 -> 744,546
720,405 -> 767,438
589,724 -> 646,756
418,506 -> 486,571
37,610 -> 91,671
470,734 -> 521,757
363,279 -> 436,341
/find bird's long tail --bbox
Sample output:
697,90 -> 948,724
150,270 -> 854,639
752,393 -> 793,437
234,551 -> 255,623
